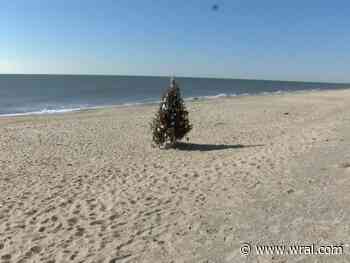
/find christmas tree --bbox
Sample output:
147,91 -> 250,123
151,78 -> 192,148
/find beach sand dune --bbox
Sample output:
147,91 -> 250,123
0,90 -> 349,262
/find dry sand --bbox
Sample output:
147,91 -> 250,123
0,89 -> 349,263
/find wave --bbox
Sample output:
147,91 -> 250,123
0,107 -> 85,117
185,93 -> 233,101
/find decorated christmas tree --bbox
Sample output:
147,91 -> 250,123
151,78 -> 192,148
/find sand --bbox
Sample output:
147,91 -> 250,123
0,89 -> 349,263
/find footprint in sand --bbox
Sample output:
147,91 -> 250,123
1,254 -> 11,260
69,251 -> 79,260
75,226 -> 85,237
340,162 -> 350,169
67,217 -> 78,226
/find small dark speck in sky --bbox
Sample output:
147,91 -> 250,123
212,4 -> 219,11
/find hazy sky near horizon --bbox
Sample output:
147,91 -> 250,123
1,0 -> 350,82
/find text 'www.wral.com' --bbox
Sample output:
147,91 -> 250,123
240,242 -> 347,257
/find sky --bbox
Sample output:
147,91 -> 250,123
1,0 -> 350,82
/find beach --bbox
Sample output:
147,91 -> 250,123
0,89 -> 349,262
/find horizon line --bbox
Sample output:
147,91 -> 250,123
0,73 -> 349,85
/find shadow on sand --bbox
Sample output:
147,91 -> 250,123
175,142 -> 265,152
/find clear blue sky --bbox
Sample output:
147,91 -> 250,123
1,0 -> 350,82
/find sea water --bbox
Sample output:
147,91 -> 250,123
0,74 -> 348,116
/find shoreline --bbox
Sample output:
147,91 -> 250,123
1,87 -> 348,118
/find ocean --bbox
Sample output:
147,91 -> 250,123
0,74 -> 348,116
